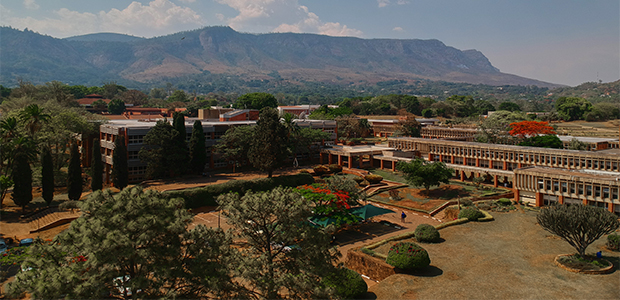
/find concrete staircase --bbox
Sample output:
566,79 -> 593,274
28,208 -> 81,233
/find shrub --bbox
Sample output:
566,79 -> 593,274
607,234 -> 619,251
351,176 -> 364,183
386,242 -> 430,270
459,199 -> 473,207
359,180 -> 369,187
328,164 -> 343,174
364,174 -> 383,184
322,268 -> 368,299
458,207 -> 484,221
166,173 -> 314,208
414,224 -> 441,243
443,207 -> 459,220
361,248 -> 375,256
313,165 -> 330,176
497,198 -> 512,206
59,200 -> 79,211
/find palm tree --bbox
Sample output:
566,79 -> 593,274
19,104 -> 51,136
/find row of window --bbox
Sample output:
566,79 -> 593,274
517,174 -> 619,200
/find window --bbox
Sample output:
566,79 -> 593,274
569,183 -> 575,194
586,185 -> 592,196
587,160 -> 592,168
594,160 -> 599,169
595,186 -> 601,197
551,157 -> 556,164
561,182 -> 567,193
553,181 -> 559,192
603,188 -> 609,199
128,151 -> 139,160
545,180 -> 551,191
127,135 -> 144,144
612,188 -> 619,200
578,184 -> 584,195
538,180 -> 544,190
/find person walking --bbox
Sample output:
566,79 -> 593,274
401,211 -> 407,223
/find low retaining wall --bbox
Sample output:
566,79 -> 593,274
345,250 -> 397,281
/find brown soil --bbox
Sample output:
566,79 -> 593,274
368,210 -> 620,300
373,185 -> 469,212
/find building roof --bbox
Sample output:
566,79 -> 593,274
557,135 -> 619,143
515,166 -> 620,182
77,97 -> 111,106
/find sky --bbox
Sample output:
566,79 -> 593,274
1,0 -> 618,87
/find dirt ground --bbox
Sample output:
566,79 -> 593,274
367,210 -> 620,300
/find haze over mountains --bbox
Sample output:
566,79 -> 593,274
0,26 -> 561,88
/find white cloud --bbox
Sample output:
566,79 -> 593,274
178,0 -> 196,3
1,0 -> 205,38
393,27 -> 403,32
377,0 -> 390,8
217,0 -> 363,37
23,0 -> 39,10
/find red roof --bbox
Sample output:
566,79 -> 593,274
77,97 -> 111,106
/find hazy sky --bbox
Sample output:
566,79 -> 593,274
1,0 -> 618,86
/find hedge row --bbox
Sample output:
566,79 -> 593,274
165,173 -> 315,209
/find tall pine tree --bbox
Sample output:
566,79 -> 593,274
12,152 -> 32,212
248,108 -> 288,178
67,143 -> 82,201
112,135 -> 129,190
189,120 -> 207,174
173,112 -> 189,172
41,147 -> 54,206
90,138 -> 103,191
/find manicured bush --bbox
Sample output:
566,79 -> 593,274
322,268 -> 368,299
166,173 -> 314,208
328,164 -> 343,174
313,165 -> 330,176
59,200 -> 79,211
359,180 -> 369,187
607,234 -> 620,251
458,207 -> 484,221
364,174 -> 383,184
386,242 -> 430,270
351,176 -> 364,183
497,198 -> 512,206
460,199 -> 473,206
414,224 -> 441,243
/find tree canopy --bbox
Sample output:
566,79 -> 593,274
218,187 -> 339,299
139,120 -> 187,179
248,108 -> 287,177
555,97 -> 592,121
537,204 -> 619,257
8,187 -> 238,299
233,92 -> 278,110
189,120 -> 207,174
508,120 -> 556,139
398,158 -> 453,195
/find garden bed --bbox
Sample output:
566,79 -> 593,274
554,254 -> 614,274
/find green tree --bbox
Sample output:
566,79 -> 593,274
446,95 -> 476,117
112,135 -> 128,190
173,112 -> 189,168
567,138 -> 589,151
248,108 -> 287,177
518,135 -> 563,149
139,120 -> 187,179
421,108 -> 434,118
498,102 -> 521,112
219,187 -> 339,299
395,114 -> 421,137
537,204 -> 619,257
167,90 -> 190,103
233,92 -> 278,110
189,120 -> 207,174
215,126 -> 255,173
19,104 -> 50,136
475,110 -> 526,144
67,143 -> 82,201
119,90 -> 148,106
398,158 -> 454,195
335,116 -> 369,139
11,152 -> 32,212
289,128 -> 331,163
91,99 -> 108,109
108,99 -> 126,114
91,138 -> 103,191
102,82 -> 127,100
8,187 -> 239,299
555,97 -> 592,121
41,147 -> 54,206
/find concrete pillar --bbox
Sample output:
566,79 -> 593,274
475,158 -> 480,167
439,155 -> 443,162
319,152 -> 324,164
582,197 -> 588,205
503,161 -> 508,170
489,160 -> 494,169
348,156 -> 353,168
369,154 -> 374,168
558,195 -> 564,205
329,154 -> 333,164
518,163 -> 523,169
451,156 -> 455,164
535,192 -> 543,207
493,175 -> 498,187
428,153 -> 433,161
380,159 -> 384,170
460,171 -> 465,181
514,189 -> 520,204
609,203 -> 614,213
359,156 -> 363,168
338,155 -> 342,166
392,161 -> 396,172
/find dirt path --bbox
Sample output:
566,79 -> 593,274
368,210 -> 620,300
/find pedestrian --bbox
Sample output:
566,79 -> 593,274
401,211 -> 407,223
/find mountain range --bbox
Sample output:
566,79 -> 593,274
0,26 -> 561,88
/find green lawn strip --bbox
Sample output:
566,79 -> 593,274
369,169 -> 408,184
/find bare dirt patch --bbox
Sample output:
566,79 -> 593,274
368,210 -> 620,300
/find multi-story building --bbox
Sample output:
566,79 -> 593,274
98,117 -> 337,183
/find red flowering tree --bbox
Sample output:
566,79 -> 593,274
297,183 -> 361,226
508,121 -> 556,139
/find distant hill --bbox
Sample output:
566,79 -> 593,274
64,32 -> 145,42
549,80 -> 619,103
0,26 -> 562,88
